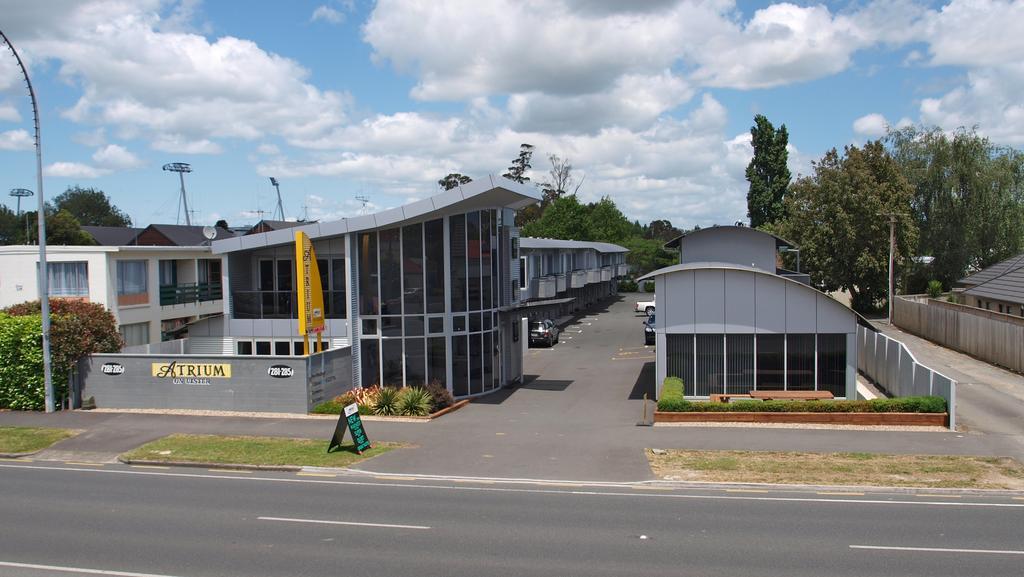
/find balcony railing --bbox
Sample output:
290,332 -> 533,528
530,276 -> 557,299
232,290 -> 347,319
601,266 -> 612,281
570,270 -> 587,288
159,282 -> 222,306
586,268 -> 601,283
555,273 -> 567,293
616,263 -> 629,277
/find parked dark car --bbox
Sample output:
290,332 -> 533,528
643,314 -> 655,346
529,319 -> 560,347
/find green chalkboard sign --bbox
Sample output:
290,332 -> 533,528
328,403 -> 372,454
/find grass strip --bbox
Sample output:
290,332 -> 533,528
0,426 -> 75,454
121,434 -> 398,468
647,449 -> 1024,490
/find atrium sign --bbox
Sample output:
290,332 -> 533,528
152,362 -> 231,386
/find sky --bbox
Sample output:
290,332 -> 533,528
1,0 -> 1022,230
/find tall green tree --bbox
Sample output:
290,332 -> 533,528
520,194 -> 590,241
20,209 -> 95,246
502,143 -> 534,184
0,206 -> 21,245
746,114 -> 791,228
886,126 -> 1024,289
438,173 -> 473,191
52,186 -> 132,227
775,141 -> 917,312
586,197 -> 633,244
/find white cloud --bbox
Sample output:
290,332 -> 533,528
92,143 -> 143,169
256,143 -> 280,155
852,113 -> 889,137
311,5 -> 344,24
44,161 -> 108,178
922,0 -> 1024,68
5,1 -> 351,152
151,135 -> 223,155
0,103 -> 21,122
0,129 -> 33,151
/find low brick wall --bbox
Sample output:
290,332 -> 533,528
654,411 -> 948,426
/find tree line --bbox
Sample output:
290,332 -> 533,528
746,116 -> 1024,312
0,186 -> 131,245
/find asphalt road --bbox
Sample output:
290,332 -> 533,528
1,461 -> 1022,577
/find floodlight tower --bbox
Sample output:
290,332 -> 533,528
162,162 -> 193,226
9,188 -> 33,240
269,177 -> 285,221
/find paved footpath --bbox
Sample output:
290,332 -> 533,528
2,296 -> 1020,481
872,321 -> 1024,459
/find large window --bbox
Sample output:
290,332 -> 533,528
405,338 -> 425,387
119,322 -> 149,347
117,260 -> 147,295
694,334 -> 724,397
358,233 -> 379,315
403,223 -> 424,315
424,219 -> 445,313
449,215 -> 466,312
756,334 -> 785,391
361,339 -> 380,387
48,262 -> 88,297
329,257 -> 347,318
467,211 -> 481,311
666,334 -> 694,396
817,334 -> 847,397
452,334 -> 468,396
786,334 -> 816,391
725,334 -> 754,394
428,336 -> 446,386
379,228 -> 401,315
382,339 -> 403,387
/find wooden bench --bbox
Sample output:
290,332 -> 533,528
709,393 -> 753,403
749,390 -> 834,401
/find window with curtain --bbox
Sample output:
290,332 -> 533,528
117,260 -> 147,295
817,334 -> 847,397
119,322 -> 149,347
666,334 -> 695,396
48,262 -> 88,297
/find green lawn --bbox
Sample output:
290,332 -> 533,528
0,426 -> 75,454
121,434 -> 398,468
647,449 -> 1024,490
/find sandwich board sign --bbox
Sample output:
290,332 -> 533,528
328,403 -> 372,454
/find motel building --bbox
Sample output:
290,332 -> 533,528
639,226 -> 860,401
186,177 -> 542,398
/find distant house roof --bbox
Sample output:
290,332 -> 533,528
958,253 -> 1024,305
81,226 -> 143,246
246,220 -> 307,236
519,237 -> 629,253
663,225 -> 795,250
134,224 -> 237,247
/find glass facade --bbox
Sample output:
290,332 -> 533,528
358,210 -> 503,396
666,333 -> 848,397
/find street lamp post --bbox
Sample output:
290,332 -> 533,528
9,188 -> 34,240
2,29 -> 54,412
163,162 -> 193,226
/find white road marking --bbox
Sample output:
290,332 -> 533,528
258,516 -> 430,530
0,560 -> 184,576
3,464 -> 1023,509
850,545 -> 1024,556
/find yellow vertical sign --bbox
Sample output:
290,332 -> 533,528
295,231 -> 325,354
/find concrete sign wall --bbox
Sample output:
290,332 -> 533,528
79,347 -> 352,414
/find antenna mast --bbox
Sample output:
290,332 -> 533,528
355,195 -> 370,215
162,162 -> 193,226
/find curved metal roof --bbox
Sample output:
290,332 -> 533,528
663,225 -> 796,250
213,175 -> 540,254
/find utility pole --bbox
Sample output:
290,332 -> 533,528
2,29 -> 53,411
163,162 -> 193,226
887,213 -> 896,325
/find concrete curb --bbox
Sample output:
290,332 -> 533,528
636,478 -> 1024,498
117,457 -> 301,472
0,450 -> 39,459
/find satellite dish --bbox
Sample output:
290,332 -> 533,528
202,226 -> 218,240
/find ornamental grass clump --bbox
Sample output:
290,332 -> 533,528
396,386 -> 433,416
371,386 -> 401,416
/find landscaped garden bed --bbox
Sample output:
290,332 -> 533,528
654,378 -> 949,427
312,382 -> 469,420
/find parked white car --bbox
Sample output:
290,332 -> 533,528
635,297 -> 655,316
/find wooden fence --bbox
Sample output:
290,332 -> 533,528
893,295 -> 1024,374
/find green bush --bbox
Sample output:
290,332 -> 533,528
372,386 -> 401,416
926,280 -> 943,299
656,394 -> 947,413
396,386 -> 433,416
657,377 -> 692,412
0,313 -> 45,410
424,379 -> 454,412
1,299 -> 122,410
643,280 -> 655,293
618,279 -> 639,292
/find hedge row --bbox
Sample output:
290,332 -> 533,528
657,378 -> 947,413
0,314 -> 46,410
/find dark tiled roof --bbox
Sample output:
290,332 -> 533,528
81,226 -> 143,246
140,224 -> 237,246
959,253 -> 1024,305
245,220 -> 307,235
